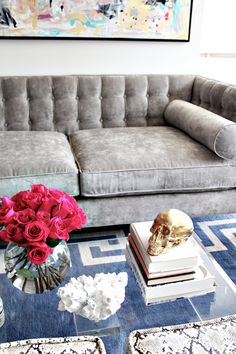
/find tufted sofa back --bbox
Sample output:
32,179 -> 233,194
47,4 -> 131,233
191,76 -> 236,123
0,75 -> 195,134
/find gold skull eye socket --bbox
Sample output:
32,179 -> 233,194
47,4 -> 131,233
161,225 -> 170,236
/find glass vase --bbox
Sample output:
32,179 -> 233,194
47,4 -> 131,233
4,241 -> 71,294
0,296 -> 5,328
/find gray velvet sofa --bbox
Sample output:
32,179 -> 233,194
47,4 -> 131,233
1,74 -> 236,227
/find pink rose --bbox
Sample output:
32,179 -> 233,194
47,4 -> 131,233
65,194 -> 79,210
27,243 -> 53,265
12,191 -> 42,211
49,217 -> 70,241
31,184 -> 48,197
23,192 -> 42,211
38,197 -> 57,214
6,224 -> 24,243
12,191 -> 29,209
14,209 -> 36,225
0,196 -> 15,225
52,196 -> 75,218
66,211 -> 87,232
24,221 -> 49,242
36,210 -> 51,225
52,195 -> 86,231
0,230 -> 11,242
48,188 -> 65,203
52,197 -> 78,219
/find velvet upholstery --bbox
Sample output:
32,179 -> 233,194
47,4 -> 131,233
0,75 -> 194,133
77,189 -> 236,227
70,126 -> 236,197
0,74 -> 235,228
191,76 -> 236,123
0,131 -> 79,197
165,100 -> 236,159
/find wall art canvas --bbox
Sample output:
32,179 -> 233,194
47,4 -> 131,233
0,0 -> 192,41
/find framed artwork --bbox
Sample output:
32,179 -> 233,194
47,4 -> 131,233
0,0 -> 193,41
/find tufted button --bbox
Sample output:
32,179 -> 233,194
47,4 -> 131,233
146,93 -> 149,98
100,118 -> 103,123
167,93 -> 171,97
100,96 -> 103,100
4,122 -> 8,127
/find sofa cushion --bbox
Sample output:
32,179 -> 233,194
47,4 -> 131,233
0,131 -> 79,197
0,336 -> 106,354
127,315 -> 236,354
165,99 -> 236,159
70,127 -> 236,197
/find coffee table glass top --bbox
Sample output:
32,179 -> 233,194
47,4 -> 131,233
0,231 -> 236,354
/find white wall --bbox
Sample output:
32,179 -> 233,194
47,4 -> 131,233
198,57 -> 236,85
1,0 -> 236,85
0,1 -> 204,77
198,0 -> 236,85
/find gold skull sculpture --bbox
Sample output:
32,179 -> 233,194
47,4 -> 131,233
147,209 -> 194,256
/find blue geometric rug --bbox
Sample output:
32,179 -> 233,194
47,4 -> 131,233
77,213 -> 236,354
0,213 -> 235,354
193,213 -> 236,284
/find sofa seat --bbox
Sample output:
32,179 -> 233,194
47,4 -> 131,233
0,131 -> 79,197
70,127 -> 236,197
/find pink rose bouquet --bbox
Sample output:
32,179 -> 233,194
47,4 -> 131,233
0,184 -> 87,265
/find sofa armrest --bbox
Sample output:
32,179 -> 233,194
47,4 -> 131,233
192,76 -> 236,122
164,99 -> 236,159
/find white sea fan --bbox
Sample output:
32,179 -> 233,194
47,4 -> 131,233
57,272 -> 128,321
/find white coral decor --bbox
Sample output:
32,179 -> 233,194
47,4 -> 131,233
57,272 -> 128,322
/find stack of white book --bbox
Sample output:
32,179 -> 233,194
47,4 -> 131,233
127,221 -> 216,305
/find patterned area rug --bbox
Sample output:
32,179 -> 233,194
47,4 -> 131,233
0,213 -> 235,354
193,213 -> 236,284
76,213 -> 236,353
74,214 -> 236,354
77,212 -> 236,285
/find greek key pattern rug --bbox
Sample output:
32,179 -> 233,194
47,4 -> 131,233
193,213 -> 236,284
0,213 -> 236,354
76,213 -> 236,285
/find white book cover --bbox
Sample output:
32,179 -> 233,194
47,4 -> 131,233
145,287 -> 216,305
130,221 -> 199,273
126,244 -> 215,303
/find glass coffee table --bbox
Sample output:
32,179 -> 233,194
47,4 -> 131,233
0,231 -> 236,354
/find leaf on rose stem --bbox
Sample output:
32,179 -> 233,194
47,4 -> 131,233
16,269 -> 33,279
46,238 -> 61,248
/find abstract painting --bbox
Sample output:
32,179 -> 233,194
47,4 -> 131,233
0,0 -> 192,40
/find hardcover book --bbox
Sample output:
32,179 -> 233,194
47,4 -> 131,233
128,233 -> 195,280
130,221 -> 199,273
126,244 -> 216,305
128,240 -> 195,286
